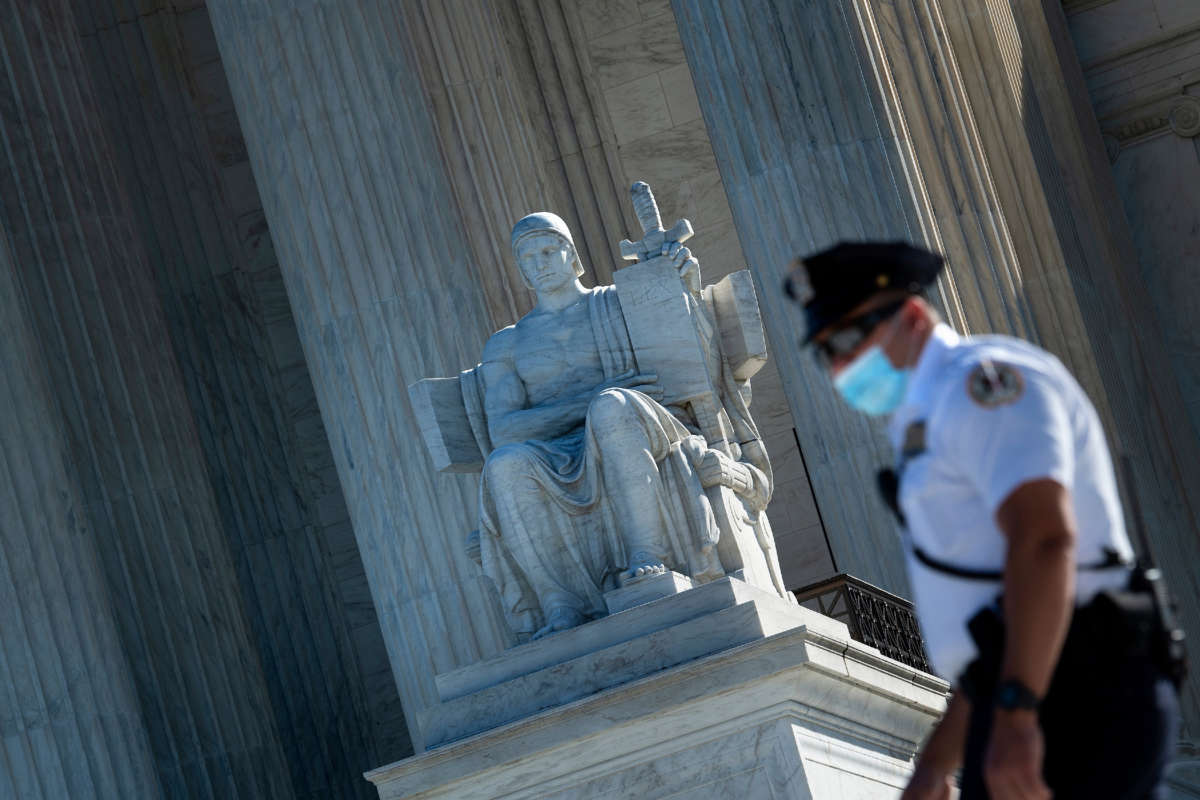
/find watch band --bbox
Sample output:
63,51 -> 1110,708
994,679 -> 1040,711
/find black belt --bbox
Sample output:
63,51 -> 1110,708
878,465 -> 1132,581
910,543 -> 1130,582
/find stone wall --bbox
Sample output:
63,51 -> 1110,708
1065,0 -> 1200,445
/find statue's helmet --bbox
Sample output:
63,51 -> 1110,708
511,212 -> 585,280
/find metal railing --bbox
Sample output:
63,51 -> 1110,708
793,573 -> 931,673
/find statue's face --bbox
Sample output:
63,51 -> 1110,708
515,232 -> 578,293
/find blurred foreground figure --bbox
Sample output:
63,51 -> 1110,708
786,242 -> 1185,799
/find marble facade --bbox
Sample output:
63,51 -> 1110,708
1,2 -> 294,795
2,0 -> 1200,797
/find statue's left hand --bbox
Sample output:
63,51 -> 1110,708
697,448 -> 753,495
665,241 -> 700,294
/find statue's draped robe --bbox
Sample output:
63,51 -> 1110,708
469,286 -> 723,639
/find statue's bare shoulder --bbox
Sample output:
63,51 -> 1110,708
482,323 -> 518,367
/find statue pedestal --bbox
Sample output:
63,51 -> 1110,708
366,578 -> 948,799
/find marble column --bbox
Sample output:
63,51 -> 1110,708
70,0 -> 411,791
675,0 -> 1200,729
847,0 -> 1110,401
672,0 -> 928,592
862,0 -> 1200,736
206,0 -> 516,750
505,0 -> 640,286
0,227 -> 162,800
0,1 -> 293,795
400,0 -> 651,322
1003,0 -> 1200,735
400,0 -> 559,325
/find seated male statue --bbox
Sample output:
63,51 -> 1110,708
477,212 -> 768,641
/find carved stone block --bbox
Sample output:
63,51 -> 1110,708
408,376 -> 483,473
706,270 -> 767,381
603,570 -> 695,614
612,255 -> 718,408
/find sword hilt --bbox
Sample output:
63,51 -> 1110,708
631,181 -> 662,235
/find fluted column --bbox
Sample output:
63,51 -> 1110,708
675,0 -> 1200,731
943,0 -> 1200,736
0,228 -> 161,800
70,0 -> 412,791
400,0 -> 653,324
206,0 -> 516,750
853,0 -> 1200,734
505,0 -> 639,285
672,0 -> 928,591
0,1 -> 293,795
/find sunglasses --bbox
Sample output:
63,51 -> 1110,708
813,300 -> 906,367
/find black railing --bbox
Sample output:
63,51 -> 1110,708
793,573 -> 931,673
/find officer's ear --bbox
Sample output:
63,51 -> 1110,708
890,296 -> 930,367
898,295 -> 927,325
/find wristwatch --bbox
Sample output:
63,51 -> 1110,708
994,679 -> 1040,711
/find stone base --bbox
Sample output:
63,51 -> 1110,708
422,575 -> 830,748
367,582 -> 948,799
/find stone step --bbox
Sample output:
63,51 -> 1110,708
420,588 -> 837,748
435,575 -> 789,703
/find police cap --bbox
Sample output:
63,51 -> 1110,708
784,241 -> 943,343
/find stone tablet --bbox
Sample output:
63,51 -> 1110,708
612,255 -> 718,409
706,270 -> 767,382
408,375 -> 484,473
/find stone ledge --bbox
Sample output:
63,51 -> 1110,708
367,623 -> 948,799
434,575 -> 835,703
421,594 -> 804,748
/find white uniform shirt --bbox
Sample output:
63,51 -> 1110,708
888,323 -> 1134,682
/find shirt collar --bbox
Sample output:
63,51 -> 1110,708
889,322 -> 960,439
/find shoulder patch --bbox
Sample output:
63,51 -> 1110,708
966,360 -> 1024,408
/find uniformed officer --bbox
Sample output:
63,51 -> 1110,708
785,241 -> 1181,799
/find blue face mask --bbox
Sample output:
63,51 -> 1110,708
833,346 -> 910,416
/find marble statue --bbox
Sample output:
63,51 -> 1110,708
411,182 -> 790,643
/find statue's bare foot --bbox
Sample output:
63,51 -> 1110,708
619,551 -> 667,585
532,606 -> 585,640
